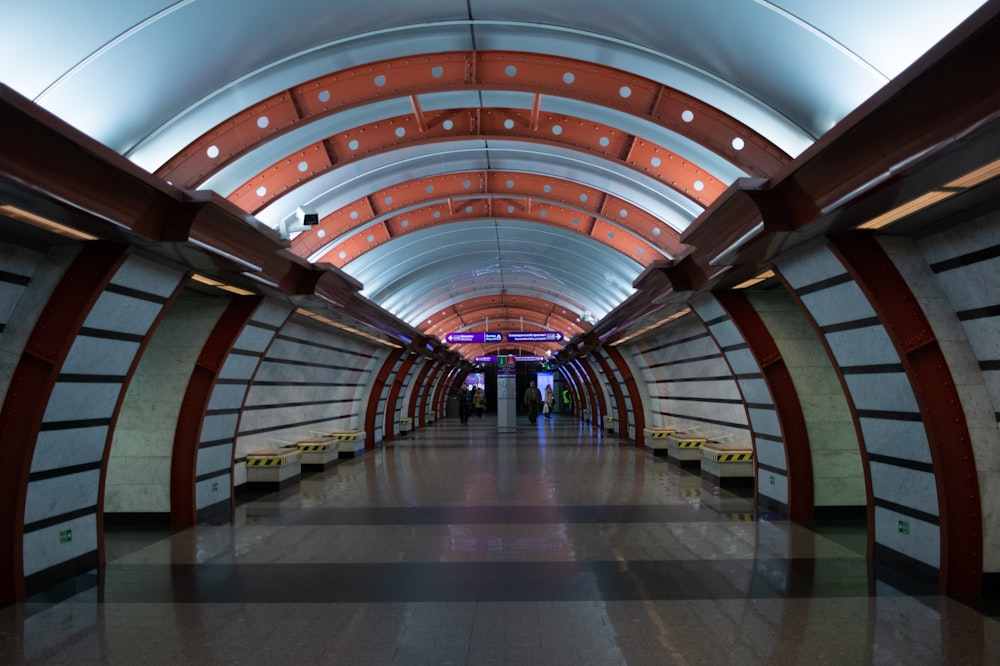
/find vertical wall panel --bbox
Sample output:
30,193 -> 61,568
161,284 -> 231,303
775,240 -> 943,574
634,311 -> 749,438
236,316 -> 380,452
746,290 -> 863,511
196,299 -> 291,512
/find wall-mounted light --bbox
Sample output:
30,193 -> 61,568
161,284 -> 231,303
858,157 -> 1000,230
733,269 -> 775,290
0,205 -> 97,241
295,308 -> 402,348
610,308 -> 692,346
190,273 -> 255,296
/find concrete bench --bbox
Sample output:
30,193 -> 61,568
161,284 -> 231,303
309,430 -> 366,458
245,447 -> 302,487
700,441 -> 754,484
296,434 -> 339,468
666,432 -> 708,466
643,427 -> 677,454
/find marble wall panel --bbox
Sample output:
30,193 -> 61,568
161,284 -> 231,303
200,412 -> 240,443
723,347 -> 758,375
758,471 -> 788,505
801,281 -> 875,328
22,514 -> 97,577
31,426 -> 108,473
823,326 -> 898,367
873,505 -> 940,568
870,463 -> 939,516
109,255 -> 183,297
42,381 -> 120,423
843,372 -> 919,413
61,335 -> 140,376
196,444 -> 232,476
196,475 -> 231,509
747,407 -> 780,439
218,353 -> 261,380
736,376 -> 770,404
83,291 -> 161,334
206,383 -> 250,410
859,417 -> 932,463
23,469 -> 101,524
754,437 -> 786,470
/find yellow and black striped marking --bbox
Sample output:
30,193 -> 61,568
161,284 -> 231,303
728,513 -> 754,521
707,452 -> 753,462
247,457 -> 287,467
673,439 -> 706,448
645,431 -> 675,439
329,433 -> 359,441
298,444 -> 331,452
680,488 -> 702,498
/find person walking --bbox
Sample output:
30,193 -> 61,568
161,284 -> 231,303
543,385 -> 555,419
562,387 -> 572,414
523,381 -> 542,424
472,387 -> 486,417
458,383 -> 472,424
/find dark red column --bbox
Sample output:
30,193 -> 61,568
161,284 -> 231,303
0,242 -> 128,604
171,295 -> 262,527
830,231 -> 982,594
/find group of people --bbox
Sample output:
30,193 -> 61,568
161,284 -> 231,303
457,383 -> 486,424
522,381 -> 558,424
459,380 -> 573,425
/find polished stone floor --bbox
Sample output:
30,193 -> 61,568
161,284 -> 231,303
2,414 -> 999,664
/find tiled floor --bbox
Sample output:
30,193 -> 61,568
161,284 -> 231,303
3,414 -> 1000,664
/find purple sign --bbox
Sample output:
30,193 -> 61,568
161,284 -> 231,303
475,355 -> 545,363
445,331 -> 502,344
506,331 -> 564,343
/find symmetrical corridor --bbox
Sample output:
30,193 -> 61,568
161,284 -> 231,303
2,415 -> 997,665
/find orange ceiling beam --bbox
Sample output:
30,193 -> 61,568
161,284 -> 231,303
156,51 -> 789,190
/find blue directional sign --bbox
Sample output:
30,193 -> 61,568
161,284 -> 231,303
506,331 -> 564,343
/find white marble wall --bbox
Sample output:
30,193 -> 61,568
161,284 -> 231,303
749,290 -> 864,508
195,299 -> 291,507
909,215 -> 1000,574
775,240 -> 940,569
595,348 -> 634,440
107,291 -> 227,515
24,254 -> 185,576
236,316 -> 383,451
633,312 -> 749,438
394,357 -> 422,435
0,244 -> 74,409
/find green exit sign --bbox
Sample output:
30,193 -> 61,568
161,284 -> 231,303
212,482 -> 218,492
769,475 -> 775,485
898,520 -> 910,535
59,529 -> 72,544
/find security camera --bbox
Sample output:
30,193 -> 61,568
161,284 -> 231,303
296,206 -> 320,226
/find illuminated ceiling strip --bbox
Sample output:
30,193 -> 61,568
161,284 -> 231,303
295,308 -> 402,348
0,205 -> 98,241
858,157 -> 1000,231
733,269 -> 775,290
190,273 -> 256,296
610,307 -> 692,346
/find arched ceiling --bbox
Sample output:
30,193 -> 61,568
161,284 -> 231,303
0,0 -> 989,359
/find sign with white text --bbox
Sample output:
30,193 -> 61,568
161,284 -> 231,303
506,331 -> 563,343
445,331 -> 503,344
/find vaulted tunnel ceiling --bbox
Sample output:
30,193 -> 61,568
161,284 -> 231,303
0,0 -> 990,359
